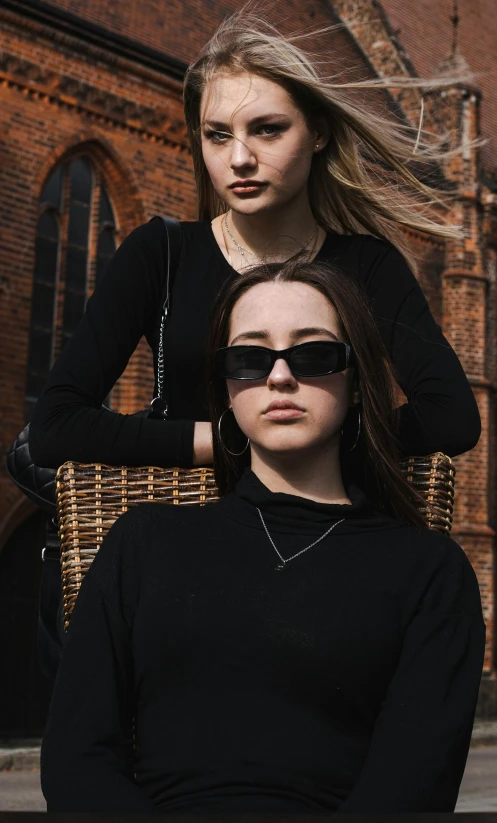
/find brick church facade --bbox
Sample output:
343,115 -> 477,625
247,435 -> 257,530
0,0 -> 496,734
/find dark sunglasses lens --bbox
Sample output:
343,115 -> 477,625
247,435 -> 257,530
224,347 -> 272,379
289,343 -> 341,375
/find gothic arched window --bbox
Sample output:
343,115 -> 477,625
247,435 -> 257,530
25,156 -> 117,421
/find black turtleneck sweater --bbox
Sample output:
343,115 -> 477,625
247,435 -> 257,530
41,471 -> 485,814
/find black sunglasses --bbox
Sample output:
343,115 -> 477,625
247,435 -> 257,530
215,341 -> 354,380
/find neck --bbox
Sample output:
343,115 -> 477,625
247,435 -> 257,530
249,440 -> 350,505
230,192 -> 317,259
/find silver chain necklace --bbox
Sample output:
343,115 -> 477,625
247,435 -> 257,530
223,211 -> 317,266
257,508 -> 346,572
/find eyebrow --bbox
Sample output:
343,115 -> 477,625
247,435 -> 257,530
202,113 -> 291,130
229,327 -> 340,346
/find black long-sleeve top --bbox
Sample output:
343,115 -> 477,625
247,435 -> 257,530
29,219 -> 481,469
41,470 -> 485,813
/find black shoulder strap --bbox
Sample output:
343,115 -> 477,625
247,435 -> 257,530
149,217 -> 183,420
160,216 -> 182,316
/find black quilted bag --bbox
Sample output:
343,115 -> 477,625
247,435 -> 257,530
7,425 -> 57,515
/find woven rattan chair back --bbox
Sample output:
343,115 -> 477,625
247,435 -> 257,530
56,465 -> 220,629
56,452 -> 455,628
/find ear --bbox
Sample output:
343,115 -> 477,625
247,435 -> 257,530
311,117 -> 330,153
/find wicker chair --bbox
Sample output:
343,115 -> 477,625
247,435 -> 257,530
56,453 -> 455,629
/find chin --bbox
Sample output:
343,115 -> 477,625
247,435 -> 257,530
228,201 -> 270,217
258,435 -> 318,455
227,195 -> 284,216
254,428 -> 340,458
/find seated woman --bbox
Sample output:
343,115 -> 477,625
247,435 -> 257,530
41,260 -> 485,814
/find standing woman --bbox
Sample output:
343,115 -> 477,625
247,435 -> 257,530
30,11 -> 480,474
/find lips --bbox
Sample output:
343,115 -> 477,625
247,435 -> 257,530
264,400 -> 304,413
229,181 -> 267,195
263,400 -> 305,421
229,180 -> 266,189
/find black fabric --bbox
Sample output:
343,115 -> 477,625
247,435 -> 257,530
41,470 -> 486,813
30,219 -> 481,470
37,519 -> 64,680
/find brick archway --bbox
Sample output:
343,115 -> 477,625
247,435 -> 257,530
35,131 -> 145,241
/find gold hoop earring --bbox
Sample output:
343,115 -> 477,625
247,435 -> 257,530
218,408 -> 250,456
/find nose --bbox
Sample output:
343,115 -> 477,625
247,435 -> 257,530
230,136 -> 257,171
267,357 -> 298,390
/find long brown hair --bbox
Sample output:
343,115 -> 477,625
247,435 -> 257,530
207,259 -> 426,527
184,9 -> 465,273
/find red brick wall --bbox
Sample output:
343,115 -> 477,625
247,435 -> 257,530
35,0 -> 363,67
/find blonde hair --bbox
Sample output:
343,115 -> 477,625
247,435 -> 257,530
184,10 -> 464,271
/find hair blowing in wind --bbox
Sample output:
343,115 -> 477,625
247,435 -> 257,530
184,6 -> 470,272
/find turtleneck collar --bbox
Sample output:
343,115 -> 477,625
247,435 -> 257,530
220,468 -> 395,536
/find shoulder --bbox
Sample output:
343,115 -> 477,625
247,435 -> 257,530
120,215 -> 167,249
178,219 -> 212,239
395,523 -> 469,567
379,519 -> 478,585
324,232 -> 395,258
404,525 -> 466,559
399,526 -> 483,617
102,500 -> 223,552
97,218 -> 169,293
77,501 -> 223,604
118,217 -> 206,256
322,233 -> 411,284
99,218 -> 207,298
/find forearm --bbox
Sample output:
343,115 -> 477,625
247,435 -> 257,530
337,717 -> 471,812
30,395 -> 195,469
396,379 -> 481,457
193,421 -> 213,466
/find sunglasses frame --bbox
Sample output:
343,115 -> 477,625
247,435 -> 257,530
215,341 -> 354,380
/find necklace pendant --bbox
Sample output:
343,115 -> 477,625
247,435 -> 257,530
275,562 -> 291,571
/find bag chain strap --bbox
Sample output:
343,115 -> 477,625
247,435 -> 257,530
156,305 -> 167,409
150,218 -> 180,420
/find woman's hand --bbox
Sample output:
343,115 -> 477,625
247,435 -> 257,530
193,421 -> 214,466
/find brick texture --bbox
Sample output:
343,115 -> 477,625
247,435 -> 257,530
377,0 -> 497,175
30,0 -> 365,67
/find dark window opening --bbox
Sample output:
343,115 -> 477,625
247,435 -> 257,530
96,187 -> 117,285
25,156 -> 118,421
61,159 -> 92,348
